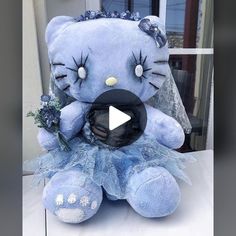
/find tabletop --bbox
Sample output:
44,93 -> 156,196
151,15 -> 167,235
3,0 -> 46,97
23,150 -> 213,236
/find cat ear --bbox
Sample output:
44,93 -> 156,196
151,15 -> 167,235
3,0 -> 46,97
138,15 -> 167,48
143,16 -> 166,33
45,16 -> 75,46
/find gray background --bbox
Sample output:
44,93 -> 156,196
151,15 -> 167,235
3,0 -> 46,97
1,0 -> 236,236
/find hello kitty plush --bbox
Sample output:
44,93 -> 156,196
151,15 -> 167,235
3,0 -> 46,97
26,11 -> 193,223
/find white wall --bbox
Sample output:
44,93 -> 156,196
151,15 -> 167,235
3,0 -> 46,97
23,0 -> 94,161
23,0 -> 43,161
35,0 -> 88,93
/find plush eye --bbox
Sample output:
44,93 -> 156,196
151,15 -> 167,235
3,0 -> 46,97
135,64 -> 144,77
132,51 -> 152,81
78,66 -> 87,79
66,54 -> 89,87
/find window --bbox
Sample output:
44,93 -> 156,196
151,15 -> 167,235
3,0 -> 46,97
102,0 -> 159,16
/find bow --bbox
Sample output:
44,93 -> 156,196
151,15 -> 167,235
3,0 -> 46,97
138,18 -> 167,48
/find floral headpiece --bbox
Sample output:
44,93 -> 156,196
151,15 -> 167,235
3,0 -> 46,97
74,10 -> 141,22
138,18 -> 167,48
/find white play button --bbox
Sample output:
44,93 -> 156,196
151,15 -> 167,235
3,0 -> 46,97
88,89 -> 147,147
109,106 -> 131,131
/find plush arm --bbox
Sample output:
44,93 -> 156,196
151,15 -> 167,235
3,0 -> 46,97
144,104 -> 185,149
37,101 -> 90,150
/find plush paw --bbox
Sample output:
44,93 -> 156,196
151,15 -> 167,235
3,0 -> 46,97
127,166 -> 180,218
37,128 -> 58,150
145,105 -> 185,149
43,169 -> 103,223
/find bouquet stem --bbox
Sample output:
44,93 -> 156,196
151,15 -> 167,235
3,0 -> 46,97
56,131 -> 71,152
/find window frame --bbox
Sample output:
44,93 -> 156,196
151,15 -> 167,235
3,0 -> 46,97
158,0 -> 213,150
89,0 -> 215,150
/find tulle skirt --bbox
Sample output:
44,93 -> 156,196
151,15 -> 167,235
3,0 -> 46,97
25,123 -> 194,199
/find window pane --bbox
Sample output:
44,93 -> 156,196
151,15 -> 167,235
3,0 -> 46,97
102,0 -> 127,12
102,0 -> 154,17
169,54 -> 213,151
132,0 -> 152,17
166,0 -> 186,48
166,0 -> 213,48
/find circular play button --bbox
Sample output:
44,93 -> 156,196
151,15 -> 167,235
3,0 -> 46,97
87,89 -> 147,147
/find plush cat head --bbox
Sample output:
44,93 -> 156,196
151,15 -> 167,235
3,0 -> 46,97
46,12 -> 169,103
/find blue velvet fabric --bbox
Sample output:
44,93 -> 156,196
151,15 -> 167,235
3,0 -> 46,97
47,16 -> 169,103
127,166 -> 181,217
29,122 -> 193,200
25,14 -> 195,222
42,169 -> 103,223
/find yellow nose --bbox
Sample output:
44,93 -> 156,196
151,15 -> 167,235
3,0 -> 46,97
105,76 -> 118,87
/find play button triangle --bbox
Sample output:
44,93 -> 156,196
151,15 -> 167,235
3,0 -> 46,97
109,106 -> 131,131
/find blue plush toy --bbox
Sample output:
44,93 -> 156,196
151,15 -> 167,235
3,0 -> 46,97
26,11 -> 193,223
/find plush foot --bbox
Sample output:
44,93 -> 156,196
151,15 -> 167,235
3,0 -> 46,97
43,169 -> 103,223
126,166 -> 180,218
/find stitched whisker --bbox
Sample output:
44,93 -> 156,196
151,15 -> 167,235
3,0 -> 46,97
55,75 -> 67,80
149,82 -> 159,90
154,60 -> 168,64
52,63 -> 65,66
62,85 -> 70,91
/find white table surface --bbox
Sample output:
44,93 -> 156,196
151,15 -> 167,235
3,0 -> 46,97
23,150 -> 213,236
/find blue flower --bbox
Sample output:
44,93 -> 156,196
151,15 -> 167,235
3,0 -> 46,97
41,95 -> 51,103
39,106 -> 61,131
74,10 -> 141,22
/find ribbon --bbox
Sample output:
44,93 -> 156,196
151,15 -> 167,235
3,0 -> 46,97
138,18 -> 167,48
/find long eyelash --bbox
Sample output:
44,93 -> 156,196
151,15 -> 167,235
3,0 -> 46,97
141,74 -> 148,79
80,52 -> 83,65
142,56 -> 147,65
139,50 -> 142,64
66,54 -> 88,88
133,51 -> 148,67
66,67 -> 77,72
72,53 -> 89,68
55,75 -> 67,80
132,51 -> 138,64
132,52 -> 153,81
149,82 -> 159,90
143,68 -> 152,72
63,85 -> 70,91
152,72 -> 166,77
83,54 -> 89,66
72,56 -> 79,67
74,77 -> 79,84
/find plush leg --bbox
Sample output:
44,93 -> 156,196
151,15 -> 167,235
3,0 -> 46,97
43,169 -> 103,223
126,166 -> 180,218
